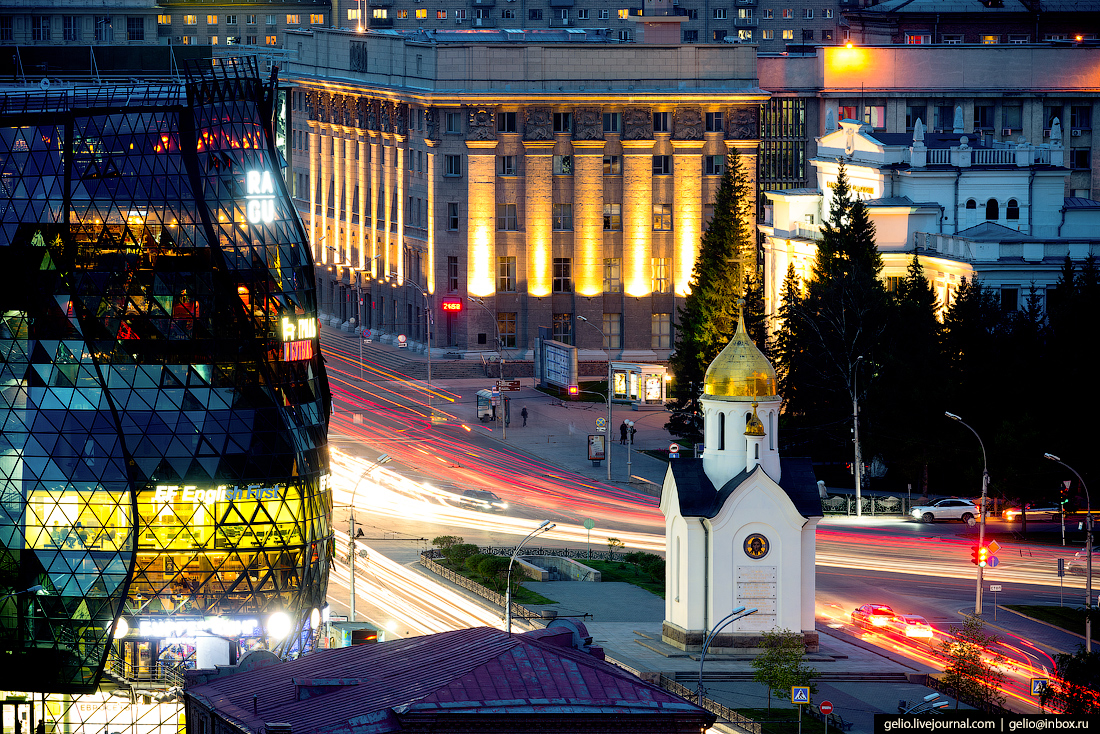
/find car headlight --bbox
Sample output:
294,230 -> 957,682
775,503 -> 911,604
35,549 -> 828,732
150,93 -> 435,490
871,617 -> 888,626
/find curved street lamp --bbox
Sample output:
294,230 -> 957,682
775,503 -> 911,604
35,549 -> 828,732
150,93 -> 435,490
852,356 -> 864,517
696,606 -> 758,701
505,520 -> 555,634
945,411 -> 989,615
1044,452 -> 1092,652
349,454 -> 392,621
389,274 -> 435,420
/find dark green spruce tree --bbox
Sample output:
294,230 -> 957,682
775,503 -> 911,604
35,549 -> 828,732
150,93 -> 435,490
778,162 -> 889,469
665,147 -> 759,442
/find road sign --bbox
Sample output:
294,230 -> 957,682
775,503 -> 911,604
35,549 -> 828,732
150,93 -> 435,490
819,701 -> 833,715
1030,678 -> 1049,696
583,518 -> 595,530
669,443 -> 680,453
595,417 -> 607,431
987,539 -> 1001,554
987,556 -> 1000,568
504,380 -> 521,391
397,334 -> 408,349
791,686 -> 810,704
989,584 -> 1002,592
1058,558 -> 1066,577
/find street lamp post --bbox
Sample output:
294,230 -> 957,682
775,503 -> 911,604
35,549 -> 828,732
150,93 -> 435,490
1044,453 -> 1092,652
624,419 -> 635,482
391,275 -> 434,420
348,454 -> 392,622
945,412 -> 989,615
696,606 -> 758,701
852,356 -> 864,517
576,316 -> 613,481
505,520 -> 556,634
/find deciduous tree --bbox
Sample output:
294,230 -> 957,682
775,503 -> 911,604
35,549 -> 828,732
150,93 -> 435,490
750,628 -> 817,711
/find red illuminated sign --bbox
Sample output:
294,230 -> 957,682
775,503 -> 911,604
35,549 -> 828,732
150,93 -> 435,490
282,340 -> 315,362
440,297 -> 463,312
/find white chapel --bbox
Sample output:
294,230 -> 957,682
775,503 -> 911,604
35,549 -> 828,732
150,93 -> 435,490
660,312 -> 823,652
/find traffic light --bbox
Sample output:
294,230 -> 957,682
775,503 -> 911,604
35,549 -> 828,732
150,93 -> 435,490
977,545 -> 990,567
971,545 -> 981,565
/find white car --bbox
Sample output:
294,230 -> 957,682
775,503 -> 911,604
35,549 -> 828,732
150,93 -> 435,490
1067,546 -> 1099,575
910,498 -> 979,524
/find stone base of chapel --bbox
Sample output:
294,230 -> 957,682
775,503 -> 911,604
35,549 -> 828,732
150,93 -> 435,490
662,621 -> 820,654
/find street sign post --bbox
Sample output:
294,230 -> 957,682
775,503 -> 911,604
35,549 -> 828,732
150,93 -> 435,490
989,584 -> 1002,619
792,686 -> 809,734
819,700 -> 833,734
595,417 -> 607,431
669,442 -> 680,459
1030,678 -> 1048,697
584,518 -> 595,559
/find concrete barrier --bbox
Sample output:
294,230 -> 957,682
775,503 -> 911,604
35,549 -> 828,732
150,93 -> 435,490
520,555 -> 601,581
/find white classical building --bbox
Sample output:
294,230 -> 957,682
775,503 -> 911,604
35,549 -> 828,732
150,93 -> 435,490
760,115 -> 1100,320
660,314 -> 822,652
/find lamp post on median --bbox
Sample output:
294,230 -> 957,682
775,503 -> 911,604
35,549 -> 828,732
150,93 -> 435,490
576,315 -> 613,481
852,356 -> 864,517
945,412 -> 989,616
505,520 -> 556,634
390,274 -> 435,420
348,454 -> 392,622
696,606 -> 758,701
1044,453 -> 1092,651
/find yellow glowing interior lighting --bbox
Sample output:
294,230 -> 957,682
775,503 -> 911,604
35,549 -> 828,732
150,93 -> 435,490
626,238 -> 649,297
468,231 -> 493,296
828,46 -> 871,75
529,232 -> 550,298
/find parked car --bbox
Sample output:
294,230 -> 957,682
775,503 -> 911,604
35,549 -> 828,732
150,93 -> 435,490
1001,505 -> 1060,521
851,603 -> 897,629
1067,546 -> 1099,575
909,498 -> 979,524
458,489 -> 508,513
885,614 -> 935,639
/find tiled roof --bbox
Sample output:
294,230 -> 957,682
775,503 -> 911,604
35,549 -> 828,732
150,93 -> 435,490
954,221 -> 1041,241
668,458 -> 822,518
1064,196 -> 1100,208
186,627 -> 708,734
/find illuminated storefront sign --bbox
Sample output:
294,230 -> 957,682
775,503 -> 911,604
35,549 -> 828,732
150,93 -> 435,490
283,340 -> 315,361
281,315 -> 318,361
245,170 -> 277,223
152,484 -> 283,506
139,616 -> 260,640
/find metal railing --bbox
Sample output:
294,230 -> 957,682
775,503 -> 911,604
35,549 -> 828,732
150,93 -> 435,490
420,552 -> 534,622
105,650 -> 187,687
658,675 -> 762,734
820,494 -> 912,516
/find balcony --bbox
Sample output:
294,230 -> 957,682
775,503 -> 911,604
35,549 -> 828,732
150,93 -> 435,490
368,16 -> 394,27
549,16 -> 573,26
472,15 -> 497,26
471,0 -> 497,6
736,0 -> 758,5
734,17 -> 757,25
369,0 -> 393,7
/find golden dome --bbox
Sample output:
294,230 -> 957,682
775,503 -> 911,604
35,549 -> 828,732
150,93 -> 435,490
745,402 -> 765,436
703,311 -> 778,400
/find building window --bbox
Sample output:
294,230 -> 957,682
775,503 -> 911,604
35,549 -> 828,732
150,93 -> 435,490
705,155 -> 725,175
496,204 -> 518,231
617,28 -> 632,41
762,29 -> 774,39
64,16 -> 81,41
603,155 -> 621,174
1071,149 -> 1092,169
1044,105 -> 1062,131
822,29 -> 833,40
553,259 -> 572,293
1071,105 -> 1092,130
247,14 -> 257,24
652,313 -> 671,349
905,33 -> 931,44
974,105 -> 994,129
447,256 -> 460,290
445,111 -> 462,134
705,112 -> 724,132
1006,199 -> 1020,220
941,34 -> 963,44
906,103 -> 925,130
603,203 -> 622,231
444,155 -> 462,176
498,155 -> 517,176
683,29 -> 698,42
803,8 -> 814,18
553,112 -> 572,133
981,34 -> 999,44
207,15 -> 218,25
823,9 -> 833,18
763,8 -> 774,18
502,9 -> 516,18
497,112 -> 518,133
783,8 -> 794,18
287,14 -> 301,24
32,16 -> 52,41
183,14 -> 197,26
603,112 -> 620,133
652,155 -> 672,175
653,204 -> 672,231
310,14 -> 324,24
603,313 -> 622,349
0,17 -> 11,42
604,258 -> 622,293
782,29 -> 794,39
265,35 -> 277,45
652,259 -> 670,294
653,111 -> 670,133
801,29 -> 813,40
529,8 -> 543,19
577,9 -> 589,19
1007,34 -> 1029,43
552,313 -> 573,344
864,105 -> 886,129
127,17 -> 144,40
713,8 -> 727,19
416,8 -> 428,18
498,313 -> 517,348
935,105 -> 954,131
553,203 -> 573,230
498,257 -> 517,292
553,155 -> 573,175
266,14 -> 277,25
985,199 -> 999,220
437,10 -> 448,19
1001,287 -> 1019,311
712,30 -> 727,41
446,202 -> 461,231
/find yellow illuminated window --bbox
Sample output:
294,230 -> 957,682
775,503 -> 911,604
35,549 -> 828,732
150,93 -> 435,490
287,14 -> 301,24
618,8 -> 630,18
266,34 -> 277,44
652,203 -> 672,231
157,15 -> 171,25
310,14 -> 324,24
398,10 -> 408,18
207,15 -> 218,25
652,313 -> 671,349
348,9 -> 361,20
981,34 -> 999,43
782,29 -> 793,39
416,8 -> 427,18
603,258 -> 622,293
374,9 -> 388,18
652,258 -> 670,293
184,15 -> 197,25
211,35 -> 219,44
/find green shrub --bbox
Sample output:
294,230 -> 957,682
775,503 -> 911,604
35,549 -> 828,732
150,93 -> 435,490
465,553 -> 490,574
477,556 -> 512,592
450,543 -> 479,569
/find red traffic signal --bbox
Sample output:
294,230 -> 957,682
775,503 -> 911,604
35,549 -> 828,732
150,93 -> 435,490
971,545 -> 990,567
567,385 -> 579,396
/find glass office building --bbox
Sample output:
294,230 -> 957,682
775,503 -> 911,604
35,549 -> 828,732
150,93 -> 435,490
0,58 -> 331,693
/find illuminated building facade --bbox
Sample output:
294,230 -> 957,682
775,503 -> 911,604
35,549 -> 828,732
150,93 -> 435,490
0,57 -> 331,698
287,28 -> 765,360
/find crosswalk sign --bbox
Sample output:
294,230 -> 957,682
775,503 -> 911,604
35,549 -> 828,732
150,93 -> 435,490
791,686 -> 810,704
1030,678 -> 1049,696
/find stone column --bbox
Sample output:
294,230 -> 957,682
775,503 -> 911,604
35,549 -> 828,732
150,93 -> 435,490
395,135 -> 406,282
358,137 -> 368,271
523,141 -> 556,298
383,136 -> 396,279
332,133 -> 344,266
318,127 -> 332,267
426,139 -> 438,298
370,133 -> 382,277
465,141 -> 498,298
621,140 -> 654,297
572,140 -> 605,297
672,140 -> 705,295
308,125 -> 320,264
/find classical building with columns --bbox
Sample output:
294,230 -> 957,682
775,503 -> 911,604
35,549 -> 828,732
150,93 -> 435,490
284,27 -> 766,359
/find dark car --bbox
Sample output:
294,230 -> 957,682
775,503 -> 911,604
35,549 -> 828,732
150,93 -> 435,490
458,489 -> 508,513
851,603 -> 898,630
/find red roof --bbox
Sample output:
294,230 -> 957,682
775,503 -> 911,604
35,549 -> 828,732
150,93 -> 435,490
185,626 -> 708,734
